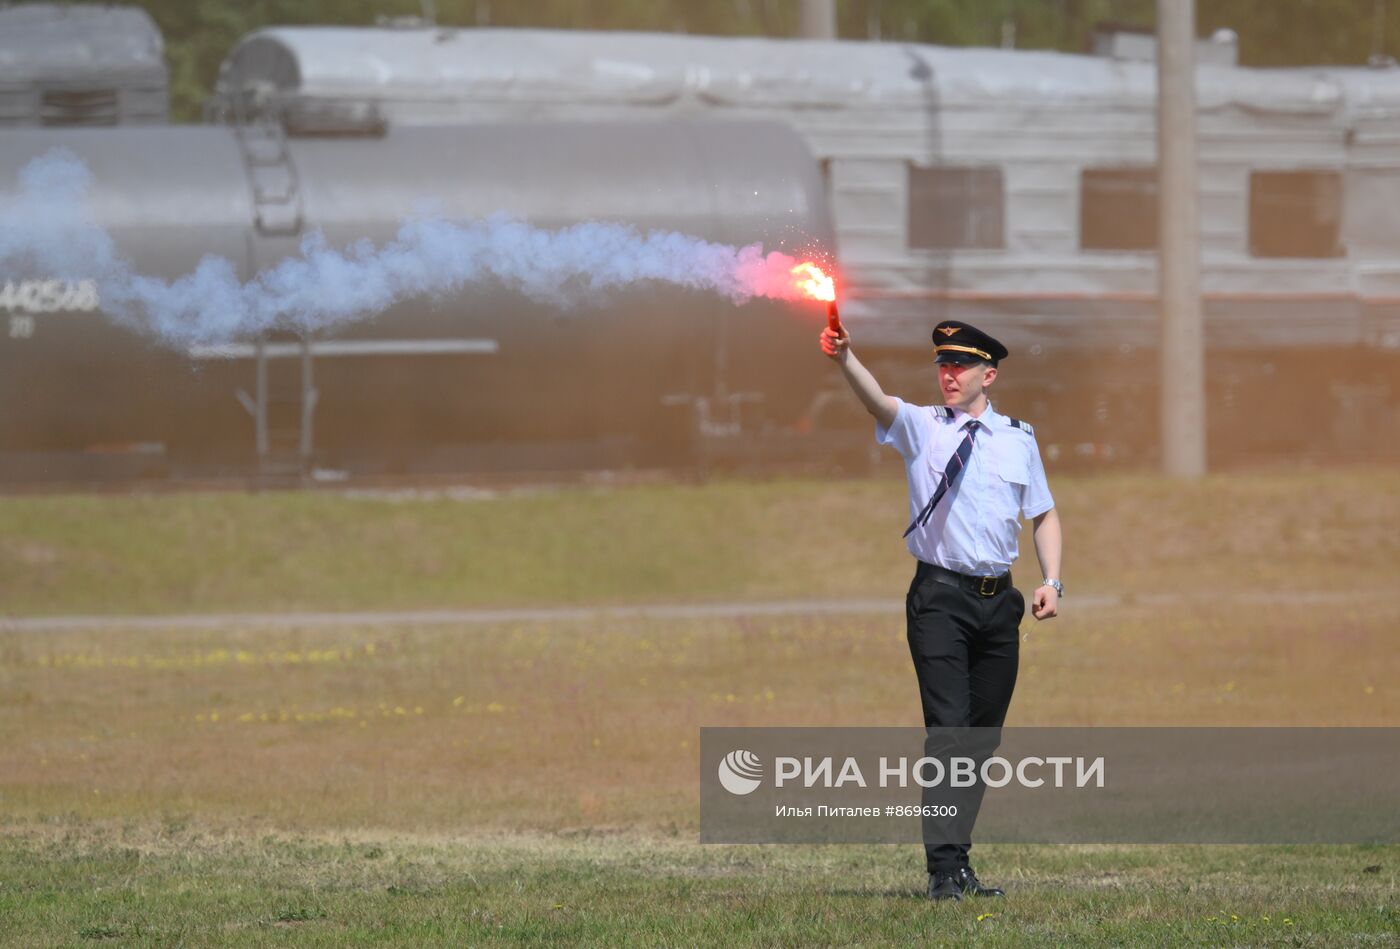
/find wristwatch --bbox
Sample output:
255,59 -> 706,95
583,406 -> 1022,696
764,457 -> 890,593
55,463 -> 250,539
1041,578 -> 1064,596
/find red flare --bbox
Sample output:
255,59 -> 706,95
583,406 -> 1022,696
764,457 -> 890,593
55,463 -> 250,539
791,261 -> 836,303
826,300 -> 843,334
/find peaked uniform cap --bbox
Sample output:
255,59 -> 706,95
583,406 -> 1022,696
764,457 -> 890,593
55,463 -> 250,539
931,320 -> 1009,364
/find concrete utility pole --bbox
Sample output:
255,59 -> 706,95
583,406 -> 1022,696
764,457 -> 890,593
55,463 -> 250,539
800,0 -> 837,39
1156,0 -> 1207,476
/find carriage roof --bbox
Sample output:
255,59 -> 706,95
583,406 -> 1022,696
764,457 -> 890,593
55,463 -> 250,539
218,25 -> 1400,118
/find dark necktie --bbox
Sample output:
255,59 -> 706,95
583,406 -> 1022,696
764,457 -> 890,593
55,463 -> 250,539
903,419 -> 980,538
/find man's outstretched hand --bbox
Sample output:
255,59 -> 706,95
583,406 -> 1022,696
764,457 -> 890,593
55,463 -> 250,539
820,325 -> 850,361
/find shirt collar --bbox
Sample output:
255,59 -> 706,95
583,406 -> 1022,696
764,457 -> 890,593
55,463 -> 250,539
949,401 -> 1000,434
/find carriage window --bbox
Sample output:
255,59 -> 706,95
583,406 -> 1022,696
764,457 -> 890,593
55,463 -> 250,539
1249,171 -> 1343,258
1081,167 -> 1157,251
908,165 -> 1004,250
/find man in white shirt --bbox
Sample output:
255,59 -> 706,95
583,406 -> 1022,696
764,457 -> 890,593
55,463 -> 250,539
820,316 -> 1063,902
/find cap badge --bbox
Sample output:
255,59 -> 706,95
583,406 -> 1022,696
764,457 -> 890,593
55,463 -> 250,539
937,326 -> 959,337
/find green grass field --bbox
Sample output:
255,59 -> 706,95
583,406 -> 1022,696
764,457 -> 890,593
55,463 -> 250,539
1,470 -> 1397,945
4,821 -> 1394,946
1,468 -> 1396,615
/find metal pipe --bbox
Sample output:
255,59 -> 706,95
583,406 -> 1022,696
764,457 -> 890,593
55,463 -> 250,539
800,0 -> 836,40
1157,0 -> 1207,476
255,336 -> 268,458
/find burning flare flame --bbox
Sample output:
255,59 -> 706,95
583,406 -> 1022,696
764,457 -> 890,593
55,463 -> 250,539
791,262 -> 836,302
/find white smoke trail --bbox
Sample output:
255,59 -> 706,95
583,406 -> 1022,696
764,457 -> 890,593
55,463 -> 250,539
0,149 -> 824,348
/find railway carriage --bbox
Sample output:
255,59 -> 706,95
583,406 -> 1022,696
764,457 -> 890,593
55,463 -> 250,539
217,26 -> 1400,462
0,2 -> 167,127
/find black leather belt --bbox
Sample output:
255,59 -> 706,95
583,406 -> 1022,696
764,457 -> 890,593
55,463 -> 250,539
916,561 -> 1012,598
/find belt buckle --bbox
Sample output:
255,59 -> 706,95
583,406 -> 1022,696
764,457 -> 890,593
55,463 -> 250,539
978,575 -> 997,597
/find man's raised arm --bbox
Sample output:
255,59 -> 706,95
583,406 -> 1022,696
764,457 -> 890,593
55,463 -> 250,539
820,322 -> 899,430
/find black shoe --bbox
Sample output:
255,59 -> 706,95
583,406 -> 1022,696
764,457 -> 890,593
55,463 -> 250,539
926,870 -> 962,902
953,866 -> 1004,897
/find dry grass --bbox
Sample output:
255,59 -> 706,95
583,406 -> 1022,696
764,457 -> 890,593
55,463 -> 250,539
2,598 -> 1395,834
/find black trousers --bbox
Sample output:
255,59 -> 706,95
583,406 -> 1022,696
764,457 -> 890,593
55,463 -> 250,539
905,561 -> 1024,874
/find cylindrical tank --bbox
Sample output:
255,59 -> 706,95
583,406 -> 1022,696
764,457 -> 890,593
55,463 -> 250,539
0,126 -> 250,480
0,120 -> 835,479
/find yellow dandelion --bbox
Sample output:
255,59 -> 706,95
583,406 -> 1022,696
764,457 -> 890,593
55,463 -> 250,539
453,696 -> 465,707
976,912 -> 994,922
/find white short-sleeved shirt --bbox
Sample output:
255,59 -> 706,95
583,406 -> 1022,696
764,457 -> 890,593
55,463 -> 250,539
876,398 -> 1054,576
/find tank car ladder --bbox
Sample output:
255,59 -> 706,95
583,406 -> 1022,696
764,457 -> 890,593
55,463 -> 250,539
222,97 -> 320,483
239,334 -> 317,481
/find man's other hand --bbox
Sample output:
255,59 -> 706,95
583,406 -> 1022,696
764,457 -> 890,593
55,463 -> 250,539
1031,586 -> 1059,620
